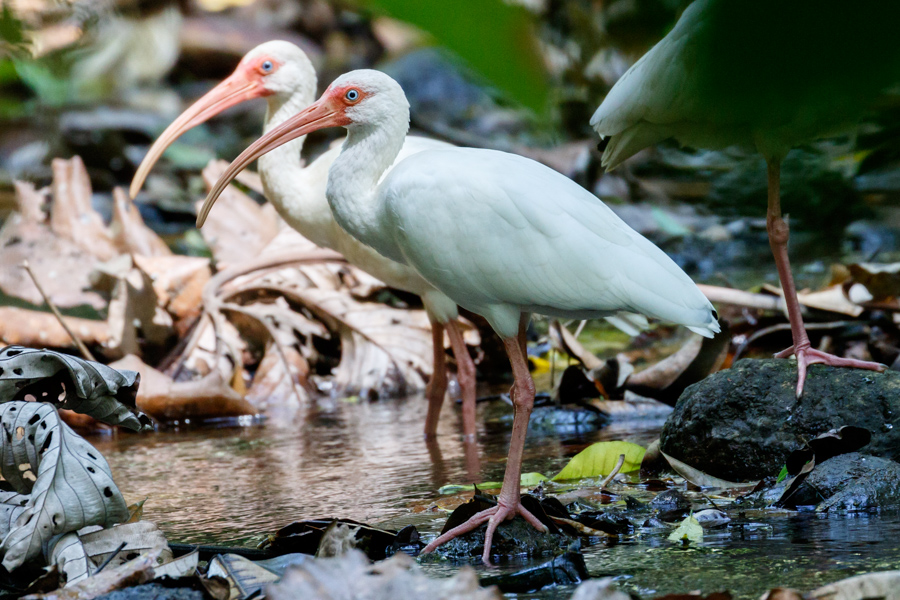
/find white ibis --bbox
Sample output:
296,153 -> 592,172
200,69 -> 720,564
592,0 -> 900,395
129,42 -> 478,439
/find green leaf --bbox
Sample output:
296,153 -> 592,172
667,514 -> 703,545
438,472 -> 547,495
552,441 -> 646,481
776,465 -> 789,483
361,0 -> 548,113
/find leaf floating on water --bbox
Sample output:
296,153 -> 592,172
552,441 -> 645,481
667,514 -> 703,545
0,346 -> 152,431
0,402 -> 129,572
438,473 -> 548,495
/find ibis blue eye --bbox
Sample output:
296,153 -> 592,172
346,89 -> 359,101
261,60 -> 273,73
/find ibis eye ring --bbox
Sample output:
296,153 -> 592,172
261,60 -> 274,73
345,89 -> 359,102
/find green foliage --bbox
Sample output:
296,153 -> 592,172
361,0 -> 548,113
552,441 -> 646,481
776,465 -> 789,483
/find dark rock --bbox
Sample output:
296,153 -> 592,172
94,583 -> 204,600
786,453 -> 900,511
660,359 -> 900,481
479,546 -> 588,593
425,517 -> 572,561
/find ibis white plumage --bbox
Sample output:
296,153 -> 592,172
129,42 -> 478,439
202,69 -> 720,564
592,0 -> 900,394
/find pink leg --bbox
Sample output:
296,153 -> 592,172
422,317 -> 547,565
424,318 -> 448,437
765,159 -> 884,396
446,320 -> 477,440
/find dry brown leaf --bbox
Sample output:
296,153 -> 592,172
661,452 -> 759,489
199,160 -> 280,267
133,255 -> 211,323
245,340 -> 311,413
110,355 -> 255,422
48,157 -> 117,261
0,307 -> 110,349
0,211 -> 106,310
109,188 -> 172,258
811,571 -> 900,600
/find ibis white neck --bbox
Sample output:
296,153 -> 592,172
325,110 -> 409,255
258,90 -> 338,247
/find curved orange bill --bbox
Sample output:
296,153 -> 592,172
197,96 -> 345,228
129,71 -> 267,199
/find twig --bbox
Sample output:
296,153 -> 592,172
21,260 -> 96,361
600,454 -> 626,490
93,541 -> 127,575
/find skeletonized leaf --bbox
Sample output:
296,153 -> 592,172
662,452 -> 759,489
0,346 -> 152,431
667,514 -> 703,545
0,402 -> 129,571
552,442 -> 645,481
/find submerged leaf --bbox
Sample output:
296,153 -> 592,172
0,402 -> 129,571
439,473 -> 548,495
667,514 -> 703,545
552,442 -> 645,481
0,346 -> 151,431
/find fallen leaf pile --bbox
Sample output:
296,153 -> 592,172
0,156 -> 469,424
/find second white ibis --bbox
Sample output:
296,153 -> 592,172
201,69 -> 720,564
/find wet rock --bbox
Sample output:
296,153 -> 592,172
660,359 -> 900,481
649,489 -> 692,513
94,583 -> 204,600
479,546 -> 588,593
427,517 -> 572,561
786,453 -> 900,511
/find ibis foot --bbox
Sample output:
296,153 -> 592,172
774,344 -> 885,397
422,499 -> 548,566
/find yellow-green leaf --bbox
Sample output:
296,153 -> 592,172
667,514 -> 703,545
438,472 -> 547,495
552,441 -> 645,481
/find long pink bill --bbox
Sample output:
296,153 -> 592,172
129,72 -> 267,199
196,97 -> 344,228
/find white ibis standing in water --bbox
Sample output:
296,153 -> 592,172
200,70 -> 720,564
129,42 -> 478,439
592,0 -> 900,395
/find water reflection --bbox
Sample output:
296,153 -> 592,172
88,395 -> 900,600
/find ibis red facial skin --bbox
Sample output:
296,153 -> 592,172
130,42 -> 478,440
203,70 -> 720,564
591,0 -> 899,395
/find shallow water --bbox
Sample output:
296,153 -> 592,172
90,395 -> 900,599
